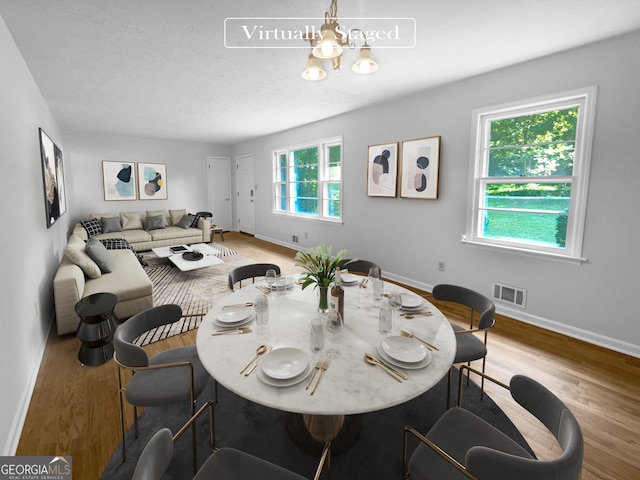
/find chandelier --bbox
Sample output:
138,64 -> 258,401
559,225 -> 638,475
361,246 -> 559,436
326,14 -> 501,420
301,0 -> 379,81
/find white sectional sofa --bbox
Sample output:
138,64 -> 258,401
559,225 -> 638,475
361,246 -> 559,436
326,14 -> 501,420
53,209 -> 211,335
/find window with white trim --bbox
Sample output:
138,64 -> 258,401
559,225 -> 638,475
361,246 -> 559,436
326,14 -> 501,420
464,87 -> 597,261
273,137 -> 342,222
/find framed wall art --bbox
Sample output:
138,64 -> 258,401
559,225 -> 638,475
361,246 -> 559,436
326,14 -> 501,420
138,162 -> 167,200
367,142 -> 399,197
39,128 -> 67,227
400,136 -> 441,199
102,161 -> 137,200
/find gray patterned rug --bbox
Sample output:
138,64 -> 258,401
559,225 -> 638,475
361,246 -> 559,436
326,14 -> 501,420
134,243 -> 254,346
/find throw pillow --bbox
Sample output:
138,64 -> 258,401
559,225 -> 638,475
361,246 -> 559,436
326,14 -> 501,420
120,212 -> 143,230
189,212 -> 201,228
64,235 -> 101,279
169,209 -> 187,226
176,214 -> 196,229
85,237 -> 112,273
102,216 -> 123,233
146,210 -> 168,227
145,214 -> 166,231
80,218 -> 102,237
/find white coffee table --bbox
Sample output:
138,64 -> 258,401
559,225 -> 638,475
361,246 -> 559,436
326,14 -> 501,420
152,243 -> 224,272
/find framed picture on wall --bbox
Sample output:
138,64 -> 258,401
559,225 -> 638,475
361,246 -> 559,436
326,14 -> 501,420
102,161 -> 137,200
367,142 -> 399,197
137,162 -> 168,200
39,128 -> 67,227
400,136 -> 441,199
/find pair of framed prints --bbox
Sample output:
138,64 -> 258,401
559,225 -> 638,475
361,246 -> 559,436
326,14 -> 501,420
367,136 -> 440,199
102,161 -> 168,201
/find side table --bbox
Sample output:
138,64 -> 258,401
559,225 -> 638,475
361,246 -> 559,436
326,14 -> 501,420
75,292 -> 118,366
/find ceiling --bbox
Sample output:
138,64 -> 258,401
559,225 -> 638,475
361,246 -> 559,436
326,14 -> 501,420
2,0 -> 640,144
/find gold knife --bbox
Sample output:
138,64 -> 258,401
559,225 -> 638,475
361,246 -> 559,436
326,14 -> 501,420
365,353 -> 408,380
211,327 -> 252,336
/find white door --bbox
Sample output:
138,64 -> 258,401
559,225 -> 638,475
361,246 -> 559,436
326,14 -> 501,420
236,154 -> 255,234
206,156 -> 232,231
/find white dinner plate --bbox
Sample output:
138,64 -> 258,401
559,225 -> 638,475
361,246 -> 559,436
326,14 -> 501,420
216,306 -> 253,324
340,273 -> 360,285
212,313 -> 254,329
380,335 -> 428,363
376,345 -> 432,370
401,294 -> 423,309
260,347 -> 310,379
257,363 -> 312,387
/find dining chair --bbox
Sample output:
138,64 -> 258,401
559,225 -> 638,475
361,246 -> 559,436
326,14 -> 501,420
403,368 -> 583,480
337,258 -> 382,277
228,263 -> 281,291
113,304 -> 212,470
431,284 -> 495,408
133,401 -> 331,480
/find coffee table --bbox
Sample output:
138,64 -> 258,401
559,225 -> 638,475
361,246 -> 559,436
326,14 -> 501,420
152,243 -> 224,272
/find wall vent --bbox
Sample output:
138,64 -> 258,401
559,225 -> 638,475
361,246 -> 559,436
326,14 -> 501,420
492,282 -> 527,308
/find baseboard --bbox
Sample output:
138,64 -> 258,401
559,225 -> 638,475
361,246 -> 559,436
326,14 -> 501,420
3,318 -> 52,455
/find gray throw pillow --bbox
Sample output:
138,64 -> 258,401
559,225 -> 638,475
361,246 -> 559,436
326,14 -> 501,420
85,237 -> 113,273
146,214 -> 166,231
176,214 -> 196,229
102,216 -> 122,233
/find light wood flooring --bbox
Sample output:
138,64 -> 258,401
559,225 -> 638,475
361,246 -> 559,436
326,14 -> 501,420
18,232 -> 640,479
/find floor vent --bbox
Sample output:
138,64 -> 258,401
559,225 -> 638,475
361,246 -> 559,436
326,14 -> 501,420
492,282 -> 527,308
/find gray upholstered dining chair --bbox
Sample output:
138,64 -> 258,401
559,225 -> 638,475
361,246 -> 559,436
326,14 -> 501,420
228,263 -> 281,291
133,401 -> 331,480
337,258 -> 382,277
113,304 -> 212,470
403,370 -> 583,480
431,284 -> 495,408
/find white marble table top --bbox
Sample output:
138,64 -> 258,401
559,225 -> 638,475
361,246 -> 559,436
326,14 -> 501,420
196,278 -> 456,416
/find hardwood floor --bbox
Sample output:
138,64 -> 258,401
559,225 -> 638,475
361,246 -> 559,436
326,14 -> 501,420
18,232 -> 640,479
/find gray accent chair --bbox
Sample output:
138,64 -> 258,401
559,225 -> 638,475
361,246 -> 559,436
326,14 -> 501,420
228,263 -> 281,291
133,401 -> 330,480
432,284 -> 495,407
114,304 -> 212,470
337,258 -> 382,277
403,370 -> 584,480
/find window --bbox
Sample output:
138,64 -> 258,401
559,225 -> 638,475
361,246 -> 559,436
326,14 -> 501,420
465,87 -> 597,261
273,137 -> 342,222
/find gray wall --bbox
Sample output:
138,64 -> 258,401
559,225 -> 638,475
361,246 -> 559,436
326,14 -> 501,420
63,130 -> 230,224
232,29 -> 640,358
0,15 -> 69,454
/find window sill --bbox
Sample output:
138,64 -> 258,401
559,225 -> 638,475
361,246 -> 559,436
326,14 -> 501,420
461,237 -> 587,265
272,211 -> 343,226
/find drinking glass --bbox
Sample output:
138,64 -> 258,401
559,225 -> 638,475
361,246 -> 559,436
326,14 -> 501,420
368,267 -> 380,280
325,311 -> 344,358
254,294 -> 269,329
378,304 -> 392,335
310,317 -> 325,353
388,292 -> 402,332
265,269 -> 277,291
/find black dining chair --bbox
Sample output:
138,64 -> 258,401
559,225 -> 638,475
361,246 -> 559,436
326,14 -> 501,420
403,369 -> 583,480
337,258 -> 382,277
228,263 -> 281,291
432,284 -> 495,408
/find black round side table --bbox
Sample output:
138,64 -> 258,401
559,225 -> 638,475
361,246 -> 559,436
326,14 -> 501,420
75,292 -> 118,366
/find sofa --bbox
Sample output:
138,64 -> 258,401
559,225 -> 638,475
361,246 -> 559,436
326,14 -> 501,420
53,209 -> 210,336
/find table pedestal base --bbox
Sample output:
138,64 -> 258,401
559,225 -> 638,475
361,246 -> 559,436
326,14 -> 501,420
286,413 -> 362,455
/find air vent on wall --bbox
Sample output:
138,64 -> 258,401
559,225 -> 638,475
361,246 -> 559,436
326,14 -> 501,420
492,282 -> 527,308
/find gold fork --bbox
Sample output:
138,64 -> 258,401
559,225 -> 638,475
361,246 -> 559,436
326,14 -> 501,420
400,330 -> 439,351
305,360 -> 323,390
310,359 -> 330,395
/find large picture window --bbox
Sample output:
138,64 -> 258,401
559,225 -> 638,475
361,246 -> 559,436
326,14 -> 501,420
464,87 -> 597,261
274,137 -> 342,222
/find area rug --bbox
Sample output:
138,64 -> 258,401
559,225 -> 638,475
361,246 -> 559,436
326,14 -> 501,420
134,243 -> 253,346
101,369 -> 533,480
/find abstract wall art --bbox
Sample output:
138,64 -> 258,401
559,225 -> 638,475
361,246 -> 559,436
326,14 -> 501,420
137,163 -> 167,200
400,136 -> 441,199
367,142 -> 399,197
39,128 -> 67,227
102,161 -> 137,200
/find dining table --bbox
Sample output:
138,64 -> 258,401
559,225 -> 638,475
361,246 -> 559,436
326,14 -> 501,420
196,274 -> 456,453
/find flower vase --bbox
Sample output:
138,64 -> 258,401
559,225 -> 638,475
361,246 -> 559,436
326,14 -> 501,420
318,286 -> 329,313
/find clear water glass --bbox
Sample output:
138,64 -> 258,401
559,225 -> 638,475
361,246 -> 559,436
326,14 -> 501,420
254,294 -> 269,328
265,269 -> 277,290
388,292 -> 402,331
379,303 -> 392,335
310,316 -> 325,353
368,267 -> 380,280
372,278 -> 383,302
325,311 -> 343,358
